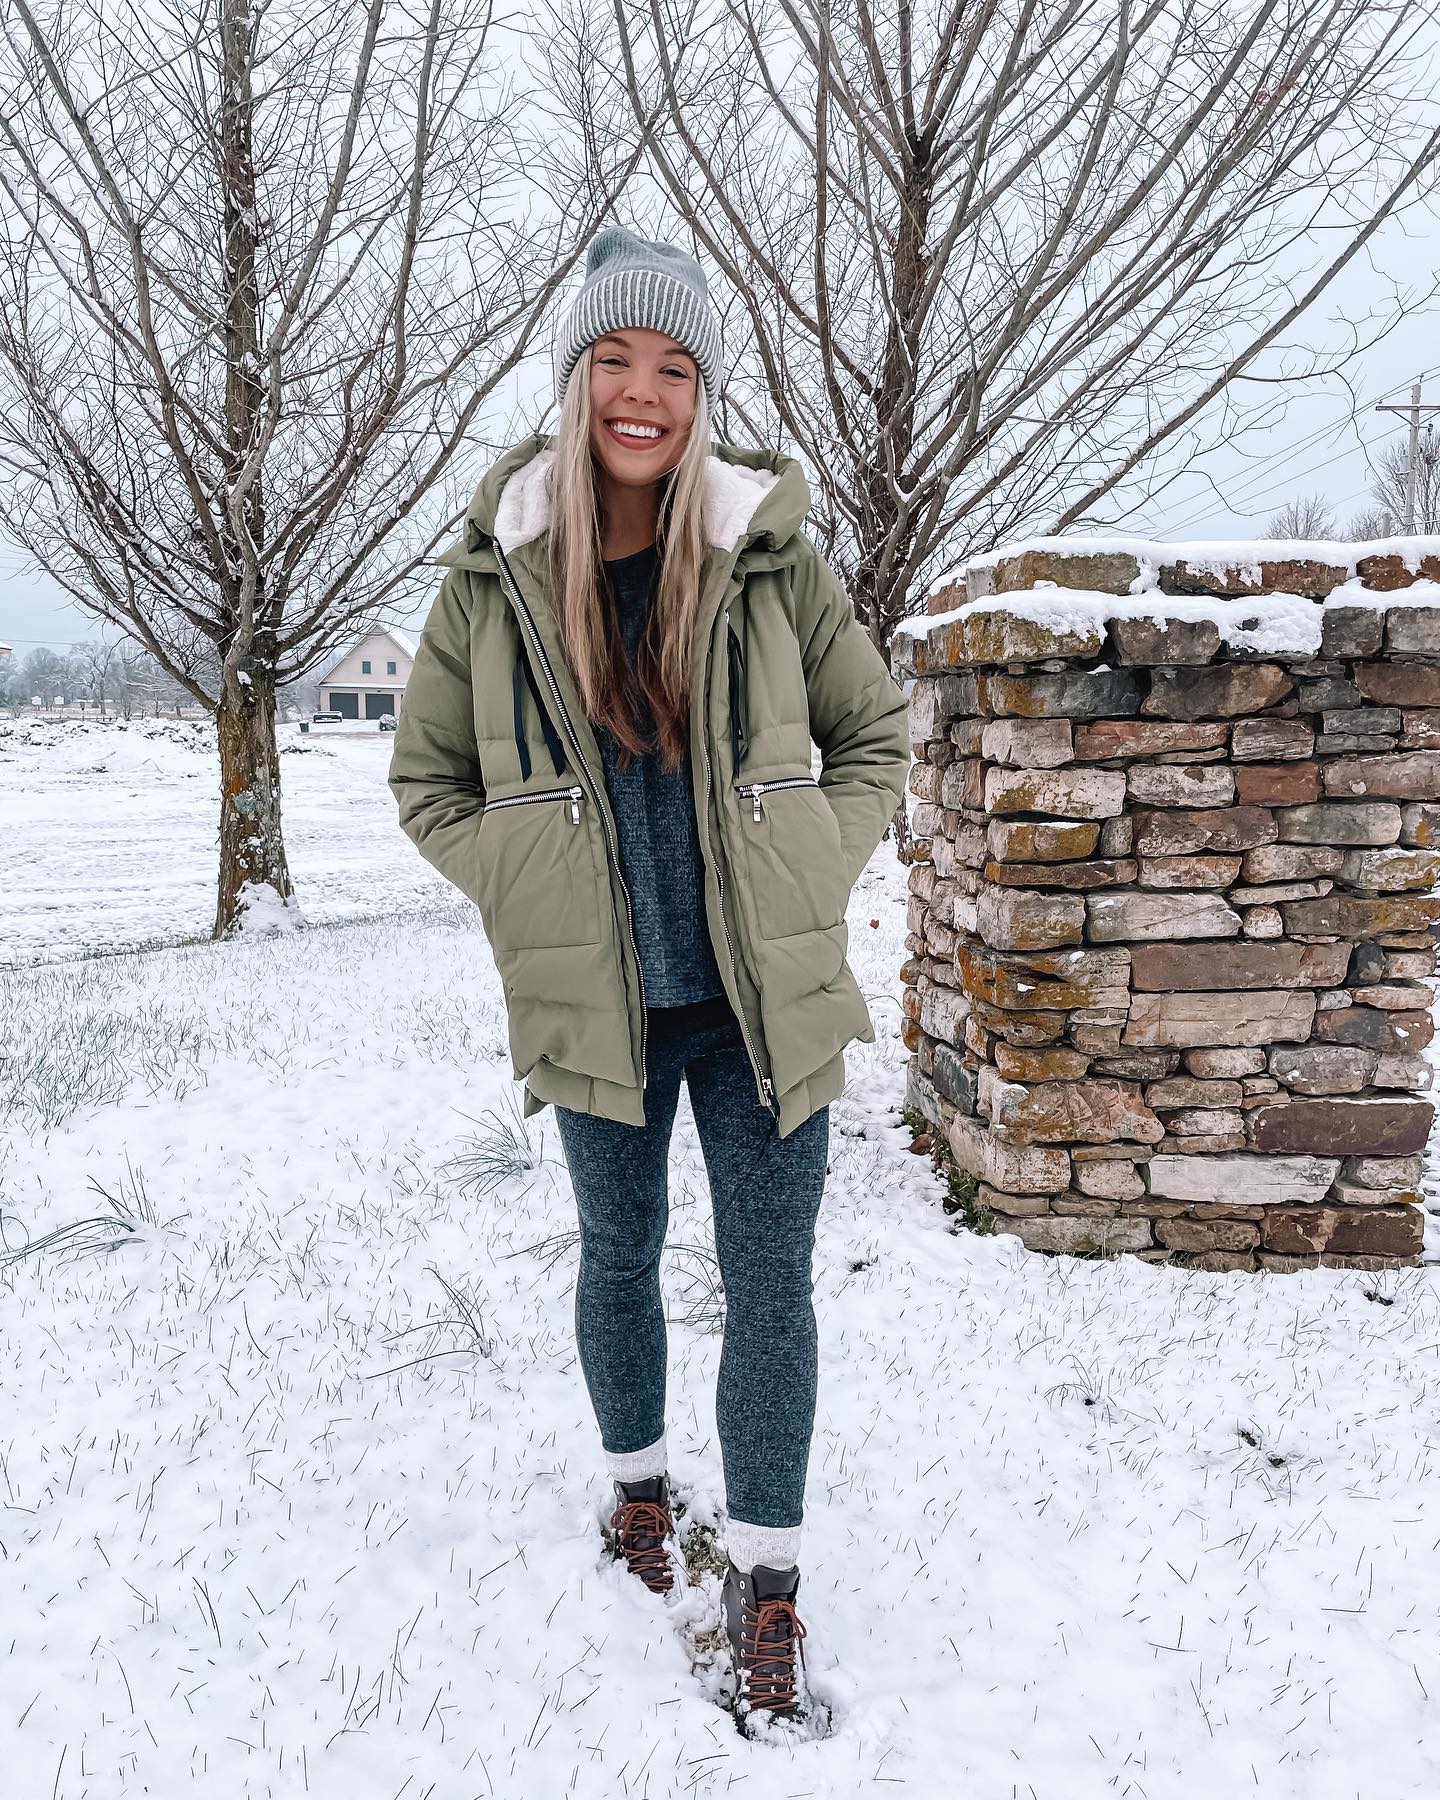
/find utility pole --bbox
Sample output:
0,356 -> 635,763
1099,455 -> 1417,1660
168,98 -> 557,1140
1375,383 -> 1440,532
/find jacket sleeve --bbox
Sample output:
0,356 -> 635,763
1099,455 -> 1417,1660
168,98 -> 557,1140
387,567 -> 488,907
794,547 -> 911,889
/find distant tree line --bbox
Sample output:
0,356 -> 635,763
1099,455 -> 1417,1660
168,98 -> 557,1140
0,636 -> 318,718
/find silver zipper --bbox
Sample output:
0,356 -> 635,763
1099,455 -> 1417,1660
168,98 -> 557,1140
489,785 -> 583,824
492,542 -> 650,1090
736,775 -> 819,822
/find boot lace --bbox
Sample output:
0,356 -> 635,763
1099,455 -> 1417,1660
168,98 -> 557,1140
739,1594 -> 807,1714
610,1498 -> 674,1592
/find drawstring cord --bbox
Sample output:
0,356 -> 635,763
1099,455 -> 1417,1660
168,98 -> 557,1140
512,644 -> 567,782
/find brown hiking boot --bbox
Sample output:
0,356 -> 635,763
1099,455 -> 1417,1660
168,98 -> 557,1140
606,1474 -> 677,1595
722,1560 -> 808,1723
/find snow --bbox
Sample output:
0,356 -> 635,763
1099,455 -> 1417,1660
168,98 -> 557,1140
234,878 -> 305,935
898,580 -> 1440,659
3,724 -> 1440,1794
962,533 -> 1440,578
0,717 -> 449,965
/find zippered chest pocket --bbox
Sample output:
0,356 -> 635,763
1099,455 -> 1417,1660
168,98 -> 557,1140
474,785 -> 606,951
733,775 -> 850,939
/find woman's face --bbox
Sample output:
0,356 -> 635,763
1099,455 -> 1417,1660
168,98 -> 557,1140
587,328 -> 697,490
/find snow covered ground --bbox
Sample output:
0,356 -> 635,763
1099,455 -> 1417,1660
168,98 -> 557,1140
0,716 -> 446,964
3,719 -> 1440,1797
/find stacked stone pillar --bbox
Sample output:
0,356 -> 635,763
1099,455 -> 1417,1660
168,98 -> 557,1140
899,542 -> 1440,1269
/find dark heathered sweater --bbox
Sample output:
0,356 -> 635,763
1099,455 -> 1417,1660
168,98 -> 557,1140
596,544 -> 723,1007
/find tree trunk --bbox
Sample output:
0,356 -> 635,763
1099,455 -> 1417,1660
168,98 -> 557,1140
213,669 -> 299,937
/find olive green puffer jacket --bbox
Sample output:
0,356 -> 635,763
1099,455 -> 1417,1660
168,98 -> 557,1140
388,431 -> 909,1136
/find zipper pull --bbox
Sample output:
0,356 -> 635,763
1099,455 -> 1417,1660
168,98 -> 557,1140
749,783 -> 763,822
567,786 -> 582,824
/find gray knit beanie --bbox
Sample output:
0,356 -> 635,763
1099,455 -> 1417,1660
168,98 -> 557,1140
553,225 -> 722,413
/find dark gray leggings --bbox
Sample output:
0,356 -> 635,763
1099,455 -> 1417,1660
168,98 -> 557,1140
553,995 -> 829,1530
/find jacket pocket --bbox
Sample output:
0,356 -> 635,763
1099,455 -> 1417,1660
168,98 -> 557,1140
734,774 -> 849,939
474,785 -> 605,951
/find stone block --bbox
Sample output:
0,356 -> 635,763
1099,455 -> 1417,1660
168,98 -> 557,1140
1354,550 -> 1440,589
940,760 -> 987,812
949,719 -> 984,755
1344,1153 -> 1424,1189
1313,1007 -> 1433,1052
1228,881 -> 1332,904
980,718 -> 1074,768
1235,763 -> 1320,806
1321,752 -> 1440,802
1163,1107 -> 1245,1136
1354,663 -> 1440,708
1373,1054 -> 1432,1089
990,547 -> 1142,596
961,610 -> 1105,664
1241,906 -> 1284,939
1128,941 -> 1348,990
1092,1051 -> 1181,1080
1266,1045 -> 1378,1095
1138,855 -> 1243,889
1160,555 -> 1348,597
1157,1130 -> 1247,1154
993,1043 -> 1091,1081
986,819 -> 1101,862
1086,892 -> 1240,942
1298,676 -> 1361,711
1231,716 -> 1315,761
1276,801 -> 1403,846
1261,1205 -> 1423,1258
1074,720 -> 1230,760
1073,1160 -> 1148,1200
1155,1218 -> 1261,1252
1111,615 -> 1221,665
986,1079 -> 1164,1147
908,673 -> 979,740
1401,712 -> 1440,750
1280,895 -> 1440,939
1142,663 -> 1292,720
1247,1098 -> 1434,1156
1146,1077 -> 1244,1109
1185,1047 -> 1267,1077
1349,980 -> 1433,1010
1384,607 -> 1440,655
1326,1180 -> 1422,1209
1127,764 -> 1236,808
1400,802 -> 1440,847
1323,708 -> 1400,738
1124,990 -> 1317,1048
980,669 -> 1144,719
1241,843 -> 1343,881
1320,607 -> 1384,657
1171,1249 -> 1259,1271
947,1111 -> 1071,1194
1100,815 -> 1135,857
1133,806 -> 1277,855
976,1184 -> 1052,1217
1146,1152 -> 1339,1205
983,859 -> 1138,890
984,766 -> 1127,820
1316,732 -> 1399,756
991,1213 -> 1154,1255
976,886 -> 1086,951
931,1044 -> 978,1113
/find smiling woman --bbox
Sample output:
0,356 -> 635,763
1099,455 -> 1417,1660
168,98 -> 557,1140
387,224 -> 909,1734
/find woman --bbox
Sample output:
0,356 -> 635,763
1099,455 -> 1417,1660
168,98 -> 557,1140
389,226 -> 909,1727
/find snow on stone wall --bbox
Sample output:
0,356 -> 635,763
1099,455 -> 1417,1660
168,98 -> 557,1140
897,537 -> 1440,1270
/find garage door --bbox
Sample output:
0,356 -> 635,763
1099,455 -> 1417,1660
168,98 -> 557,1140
328,691 -> 359,718
365,693 -> 396,720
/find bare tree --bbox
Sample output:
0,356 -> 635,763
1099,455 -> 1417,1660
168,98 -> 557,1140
576,0 -> 1440,656
1350,431 -> 1440,537
0,0 -> 642,935
1266,493 -> 1339,540
70,637 -> 123,716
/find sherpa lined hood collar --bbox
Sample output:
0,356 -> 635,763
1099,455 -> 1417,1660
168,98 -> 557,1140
455,430 -> 813,560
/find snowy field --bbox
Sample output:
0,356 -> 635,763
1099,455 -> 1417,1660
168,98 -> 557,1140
3,718 -> 1440,1797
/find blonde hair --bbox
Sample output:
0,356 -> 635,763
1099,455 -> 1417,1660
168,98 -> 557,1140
545,346 -> 712,771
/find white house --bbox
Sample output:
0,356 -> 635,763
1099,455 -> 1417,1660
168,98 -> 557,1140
317,627 -> 416,721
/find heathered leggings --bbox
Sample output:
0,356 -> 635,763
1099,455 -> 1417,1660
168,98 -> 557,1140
553,994 -> 829,1547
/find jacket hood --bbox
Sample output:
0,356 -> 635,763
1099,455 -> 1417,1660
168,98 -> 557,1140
457,431 -> 813,560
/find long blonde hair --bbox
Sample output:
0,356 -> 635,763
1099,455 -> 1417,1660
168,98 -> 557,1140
545,347 -> 712,771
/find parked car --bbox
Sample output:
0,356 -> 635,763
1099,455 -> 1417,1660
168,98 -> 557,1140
377,713 -> 397,732
311,711 -> 344,725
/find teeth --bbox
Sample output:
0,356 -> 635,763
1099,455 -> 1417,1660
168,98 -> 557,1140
610,421 -> 662,440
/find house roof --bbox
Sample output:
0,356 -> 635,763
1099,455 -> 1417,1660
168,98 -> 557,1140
0,641 -> 12,655
317,625 -> 417,686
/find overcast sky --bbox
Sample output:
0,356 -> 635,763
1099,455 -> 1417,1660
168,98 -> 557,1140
4,193 -> 1437,658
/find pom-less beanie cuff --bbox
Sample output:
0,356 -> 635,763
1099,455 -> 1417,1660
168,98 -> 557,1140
554,226 -> 722,413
